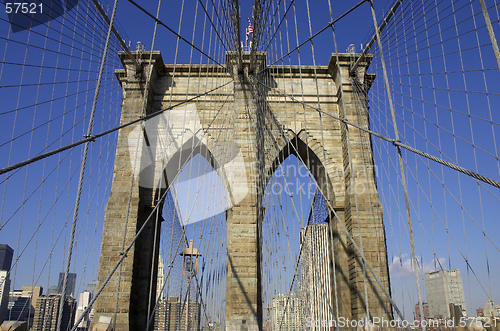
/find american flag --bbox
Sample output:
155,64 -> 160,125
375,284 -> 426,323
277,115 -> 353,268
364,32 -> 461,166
246,16 -> 253,42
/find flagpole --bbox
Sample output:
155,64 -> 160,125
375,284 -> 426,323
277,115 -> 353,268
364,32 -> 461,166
245,16 -> 253,52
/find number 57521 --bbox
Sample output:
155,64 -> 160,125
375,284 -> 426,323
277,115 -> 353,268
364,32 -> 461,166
5,2 -> 43,14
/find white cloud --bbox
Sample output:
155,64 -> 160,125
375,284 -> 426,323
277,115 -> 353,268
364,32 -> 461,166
389,255 -> 446,279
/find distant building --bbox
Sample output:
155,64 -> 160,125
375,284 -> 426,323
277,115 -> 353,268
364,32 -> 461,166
414,302 -> 429,321
85,281 -> 96,298
157,252 -> 165,301
299,223 -> 333,328
0,270 -> 11,325
6,286 -> 43,327
201,319 -> 223,331
154,296 -> 200,331
32,294 -> 76,331
424,268 -> 467,318
0,245 -> 13,271
476,308 -> 484,317
6,289 -> 29,323
272,293 -> 303,331
154,253 -> 165,331
484,299 -> 499,317
84,282 -> 96,322
154,298 -> 167,331
46,286 -> 59,296
74,291 -> 92,330
57,273 -> 77,298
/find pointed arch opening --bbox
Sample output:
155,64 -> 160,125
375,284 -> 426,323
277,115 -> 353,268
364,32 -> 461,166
149,137 -> 229,330
261,134 -> 340,330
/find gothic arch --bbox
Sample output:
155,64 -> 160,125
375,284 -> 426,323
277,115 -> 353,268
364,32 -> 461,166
265,129 -> 339,209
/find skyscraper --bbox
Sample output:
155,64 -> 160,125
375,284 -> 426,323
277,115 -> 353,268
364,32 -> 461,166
32,293 -> 76,331
74,291 -> 92,331
425,268 -> 467,318
85,281 -> 96,298
0,245 -> 13,272
299,223 -> 333,329
272,293 -> 303,331
84,281 -> 96,323
154,296 -> 200,331
154,298 -> 168,331
157,252 -> 165,301
57,273 -> 76,298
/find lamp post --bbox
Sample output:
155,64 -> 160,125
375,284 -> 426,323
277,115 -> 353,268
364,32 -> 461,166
180,239 -> 201,330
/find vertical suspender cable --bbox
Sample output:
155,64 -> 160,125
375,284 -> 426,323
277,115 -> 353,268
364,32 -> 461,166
232,0 -> 243,72
56,0 -> 120,330
325,3 -> 342,326
250,0 -> 262,70
368,1 -> 426,329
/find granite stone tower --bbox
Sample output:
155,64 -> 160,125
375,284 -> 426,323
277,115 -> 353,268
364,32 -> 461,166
92,51 -> 392,331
